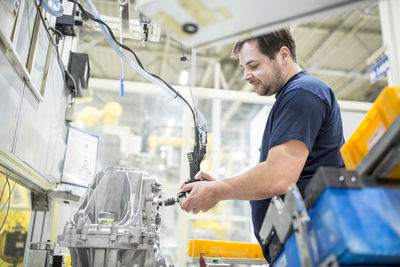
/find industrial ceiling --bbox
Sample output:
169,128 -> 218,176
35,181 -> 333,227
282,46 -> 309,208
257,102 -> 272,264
76,0 -> 385,104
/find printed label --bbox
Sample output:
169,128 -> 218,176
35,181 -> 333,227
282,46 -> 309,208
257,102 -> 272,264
367,123 -> 386,150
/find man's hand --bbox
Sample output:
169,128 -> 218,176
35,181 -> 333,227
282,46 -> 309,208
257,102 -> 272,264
180,172 -> 219,214
180,171 -> 216,189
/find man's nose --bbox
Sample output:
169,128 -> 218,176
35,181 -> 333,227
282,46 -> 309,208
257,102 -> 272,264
242,70 -> 252,81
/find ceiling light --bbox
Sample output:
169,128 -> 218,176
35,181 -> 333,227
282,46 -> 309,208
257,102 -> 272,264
179,70 -> 189,85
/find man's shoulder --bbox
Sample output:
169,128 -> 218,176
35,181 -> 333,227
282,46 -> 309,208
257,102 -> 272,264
289,72 -> 330,91
284,72 -> 334,107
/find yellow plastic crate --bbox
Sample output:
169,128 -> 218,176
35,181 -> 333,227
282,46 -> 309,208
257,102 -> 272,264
188,239 -> 264,259
340,86 -> 400,178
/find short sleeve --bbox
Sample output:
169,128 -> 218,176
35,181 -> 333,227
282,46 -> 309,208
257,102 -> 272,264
269,89 -> 327,152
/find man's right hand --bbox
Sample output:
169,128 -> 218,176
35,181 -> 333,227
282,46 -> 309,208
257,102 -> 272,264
180,171 -> 216,189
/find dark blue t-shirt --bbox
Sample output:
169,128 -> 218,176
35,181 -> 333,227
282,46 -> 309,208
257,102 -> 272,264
250,71 -> 345,261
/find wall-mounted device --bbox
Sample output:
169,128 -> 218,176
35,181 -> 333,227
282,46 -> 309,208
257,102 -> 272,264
66,51 -> 90,97
55,0 -> 82,36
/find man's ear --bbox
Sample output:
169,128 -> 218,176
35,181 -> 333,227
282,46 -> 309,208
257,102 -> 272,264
279,46 -> 290,63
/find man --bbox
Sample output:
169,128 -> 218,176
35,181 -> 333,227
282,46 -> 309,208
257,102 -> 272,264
180,28 -> 345,261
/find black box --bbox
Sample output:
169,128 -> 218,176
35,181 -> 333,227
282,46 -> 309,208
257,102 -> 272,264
55,0 -> 77,36
67,51 -> 90,97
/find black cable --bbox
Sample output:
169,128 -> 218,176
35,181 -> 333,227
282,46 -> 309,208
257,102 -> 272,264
178,45 -> 200,150
71,0 -> 206,159
180,44 -> 197,113
0,171 -> 17,235
35,0 -> 58,47
0,178 -> 12,233
180,44 -> 185,57
0,177 -> 7,205
47,0 -> 203,157
0,181 -> 11,213
67,0 -> 145,68
73,0 -> 180,94
0,174 -> 16,214
66,0 -> 198,124
0,170 -> 17,189
34,0 -> 78,98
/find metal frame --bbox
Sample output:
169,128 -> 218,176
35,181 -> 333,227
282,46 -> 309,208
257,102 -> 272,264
259,185 -> 312,265
0,0 -> 44,102
356,114 -> 400,177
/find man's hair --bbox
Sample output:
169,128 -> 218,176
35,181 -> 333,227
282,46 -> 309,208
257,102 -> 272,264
232,28 -> 297,62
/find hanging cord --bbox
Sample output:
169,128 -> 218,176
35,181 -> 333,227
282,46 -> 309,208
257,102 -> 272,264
180,45 -> 196,109
0,174 -> 16,232
68,0 -> 207,163
66,0 -> 200,125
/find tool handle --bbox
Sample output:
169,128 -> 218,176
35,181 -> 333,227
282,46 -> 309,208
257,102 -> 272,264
187,152 -> 200,181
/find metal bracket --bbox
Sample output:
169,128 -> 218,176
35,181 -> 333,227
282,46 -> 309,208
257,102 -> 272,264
47,189 -> 80,202
31,192 -> 49,211
31,189 -> 80,211
259,185 -> 312,265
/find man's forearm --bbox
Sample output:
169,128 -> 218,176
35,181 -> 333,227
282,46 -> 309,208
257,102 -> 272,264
214,161 -> 290,201
214,140 -> 308,201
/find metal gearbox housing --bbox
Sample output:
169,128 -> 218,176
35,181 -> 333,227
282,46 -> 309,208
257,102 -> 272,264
58,166 -> 166,267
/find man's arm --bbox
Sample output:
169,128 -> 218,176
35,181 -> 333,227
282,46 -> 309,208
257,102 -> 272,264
180,139 -> 309,213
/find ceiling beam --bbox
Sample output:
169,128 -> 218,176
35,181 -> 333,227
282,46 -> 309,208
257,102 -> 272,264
300,11 -> 357,64
306,18 -> 367,66
90,44 -> 219,62
89,78 -> 372,112
295,23 -> 381,37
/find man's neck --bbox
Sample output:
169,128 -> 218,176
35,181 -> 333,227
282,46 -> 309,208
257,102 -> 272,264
283,63 -> 302,85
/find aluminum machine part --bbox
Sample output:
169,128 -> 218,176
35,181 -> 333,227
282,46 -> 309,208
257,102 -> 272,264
58,166 -> 166,267
259,185 -> 316,266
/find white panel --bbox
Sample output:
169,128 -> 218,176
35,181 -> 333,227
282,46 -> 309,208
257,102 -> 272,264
0,45 -> 23,153
14,0 -> 36,66
341,110 -> 367,140
379,0 -> 400,85
15,52 -> 68,184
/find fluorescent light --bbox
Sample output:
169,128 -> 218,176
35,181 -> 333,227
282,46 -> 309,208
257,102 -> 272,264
179,70 -> 189,85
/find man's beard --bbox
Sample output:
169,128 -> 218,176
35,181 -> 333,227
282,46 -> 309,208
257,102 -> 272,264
257,62 -> 284,96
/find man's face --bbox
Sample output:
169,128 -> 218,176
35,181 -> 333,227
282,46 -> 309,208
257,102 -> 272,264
238,39 -> 285,96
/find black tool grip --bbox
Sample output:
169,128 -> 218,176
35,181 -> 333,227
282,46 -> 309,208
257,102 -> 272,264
187,152 -> 200,181
189,161 -> 200,181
